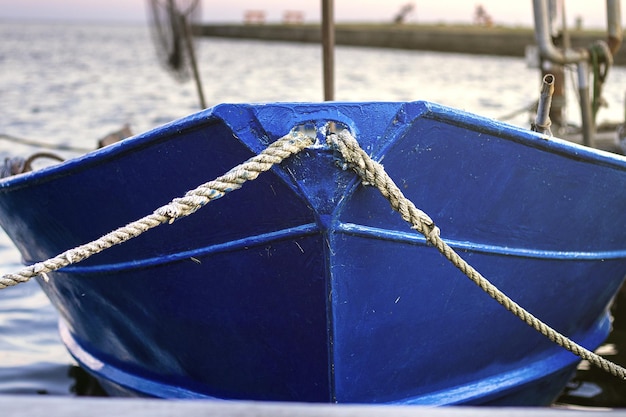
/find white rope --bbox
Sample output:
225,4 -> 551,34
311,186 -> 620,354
327,128 -> 626,381
0,130 -> 314,289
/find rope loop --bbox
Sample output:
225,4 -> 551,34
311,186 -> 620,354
589,40 -> 613,80
589,40 -> 613,120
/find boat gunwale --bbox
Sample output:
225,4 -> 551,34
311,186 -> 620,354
0,101 -> 625,193
37,220 -> 626,277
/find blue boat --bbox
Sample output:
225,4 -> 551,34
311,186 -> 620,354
0,101 -> 625,405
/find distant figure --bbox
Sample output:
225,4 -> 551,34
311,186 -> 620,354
393,3 -> 415,24
473,4 -> 493,27
244,10 -> 266,25
575,15 -> 583,30
283,11 -> 304,25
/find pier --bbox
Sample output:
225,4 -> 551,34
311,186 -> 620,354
196,23 -> 626,66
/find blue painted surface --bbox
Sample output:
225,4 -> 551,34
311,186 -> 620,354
0,101 -> 625,405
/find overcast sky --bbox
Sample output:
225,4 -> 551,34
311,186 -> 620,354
0,0 -> 618,29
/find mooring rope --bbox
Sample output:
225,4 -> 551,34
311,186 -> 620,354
0,123 -> 624,381
0,130 -> 314,289
0,133 -> 92,153
326,128 -> 626,381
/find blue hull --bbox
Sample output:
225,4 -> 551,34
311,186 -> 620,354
0,101 -> 625,405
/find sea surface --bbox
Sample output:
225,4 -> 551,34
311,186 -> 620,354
0,20 -> 625,405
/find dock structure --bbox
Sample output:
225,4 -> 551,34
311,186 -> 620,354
3,395 -> 626,417
195,23 -> 626,66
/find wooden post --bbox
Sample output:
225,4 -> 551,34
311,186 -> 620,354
181,12 -> 207,109
321,0 -> 335,101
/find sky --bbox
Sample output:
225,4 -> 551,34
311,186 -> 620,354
0,0 -> 619,29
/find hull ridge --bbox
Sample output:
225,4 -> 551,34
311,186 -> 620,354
0,101 -> 625,405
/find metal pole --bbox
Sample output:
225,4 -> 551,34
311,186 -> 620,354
321,0 -> 335,101
181,12 -> 207,109
532,0 -> 588,64
577,61 -> 595,147
607,0 -> 623,54
534,74 -> 555,135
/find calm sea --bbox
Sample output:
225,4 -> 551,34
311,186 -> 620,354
0,20 -> 625,405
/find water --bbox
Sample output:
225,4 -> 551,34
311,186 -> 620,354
1,20 -> 625,405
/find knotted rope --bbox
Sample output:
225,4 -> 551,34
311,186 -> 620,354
0,130 -> 314,289
326,128 -> 626,380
